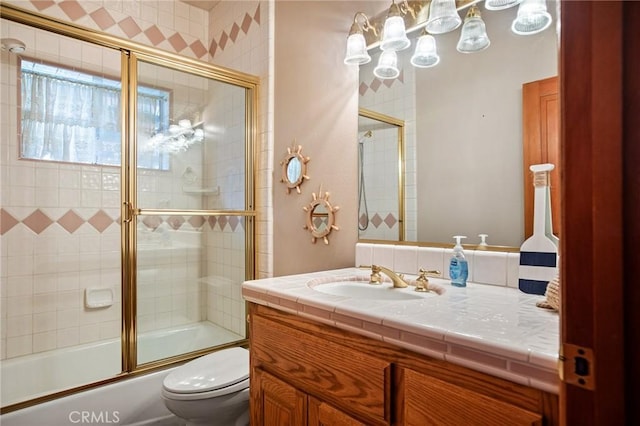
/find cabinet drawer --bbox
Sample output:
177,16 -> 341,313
251,314 -> 391,425
403,368 -> 543,426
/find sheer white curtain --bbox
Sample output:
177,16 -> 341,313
20,68 -> 167,169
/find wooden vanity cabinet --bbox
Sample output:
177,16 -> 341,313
249,303 -> 558,426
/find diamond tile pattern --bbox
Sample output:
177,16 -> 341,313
168,33 -> 188,52
23,209 -> 54,234
217,216 -> 228,230
31,0 -> 55,11
144,25 -> 165,46
1,209 -> 20,235
57,210 -> 84,233
188,216 -> 205,229
90,7 -> 116,31
358,213 -> 368,229
369,78 -> 382,93
142,216 -> 163,230
254,4 -> 261,25
384,213 -> 398,228
218,31 -> 229,50
88,210 -> 114,232
22,0 -> 262,61
313,216 -> 327,230
166,216 -> 185,230
2,209 -> 245,235
208,4 -> 261,59
360,71 -> 404,96
119,17 -> 142,39
208,216 -> 218,229
229,23 -> 240,43
370,213 -> 383,228
59,0 -> 86,21
241,13 -> 252,34
228,216 -> 239,231
190,40 -> 207,58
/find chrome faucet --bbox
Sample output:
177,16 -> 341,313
370,265 -> 409,288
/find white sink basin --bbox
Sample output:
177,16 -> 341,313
309,279 -> 438,300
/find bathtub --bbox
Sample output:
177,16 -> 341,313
1,321 -> 244,423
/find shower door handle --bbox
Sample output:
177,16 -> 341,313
122,201 -> 134,224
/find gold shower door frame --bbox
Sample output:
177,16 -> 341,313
1,3 -> 258,413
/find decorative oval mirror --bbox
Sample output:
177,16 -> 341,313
280,142 -> 310,194
303,187 -> 340,244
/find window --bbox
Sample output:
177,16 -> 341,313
19,59 -> 170,170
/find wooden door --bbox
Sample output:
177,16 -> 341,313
253,369 -> 307,426
308,397 -> 367,426
560,1 -> 635,424
523,76 -> 560,240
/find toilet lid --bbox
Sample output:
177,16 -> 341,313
163,347 -> 249,394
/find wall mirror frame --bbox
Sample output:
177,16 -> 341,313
303,187 -> 340,244
356,0 -> 559,251
280,142 -> 310,194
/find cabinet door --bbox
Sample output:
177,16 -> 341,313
308,396 -> 367,426
253,368 -> 307,426
403,369 -> 543,426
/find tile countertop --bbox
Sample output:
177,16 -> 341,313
242,267 -> 560,395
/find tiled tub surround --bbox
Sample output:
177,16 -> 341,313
242,267 -> 559,395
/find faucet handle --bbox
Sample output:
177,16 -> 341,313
415,269 -> 441,292
415,269 -> 430,292
370,264 -> 382,285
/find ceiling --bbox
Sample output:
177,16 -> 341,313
181,0 -> 220,11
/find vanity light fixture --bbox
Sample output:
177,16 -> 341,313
410,29 -> 440,68
511,0 -> 552,35
456,5 -> 491,53
425,0 -> 462,35
484,0 -> 522,11
344,12 -> 378,65
345,0 -> 553,77
380,0 -> 415,52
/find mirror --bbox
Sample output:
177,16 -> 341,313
280,143 -> 310,194
303,187 -> 340,244
357,1 -> 559,248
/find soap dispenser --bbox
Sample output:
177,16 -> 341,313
449,236 -> 469,287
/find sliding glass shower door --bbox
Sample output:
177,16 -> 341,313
0,18 -> 123,408
132,58 -> 252,365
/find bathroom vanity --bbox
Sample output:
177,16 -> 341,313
243,268 -> 559,425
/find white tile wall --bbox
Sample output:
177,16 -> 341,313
1,0 -> 263,361
208,0 -> 273,281
357,243 -> 518,287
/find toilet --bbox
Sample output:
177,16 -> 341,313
161,347 -> 250,426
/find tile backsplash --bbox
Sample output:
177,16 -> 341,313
356,243 -> 521,288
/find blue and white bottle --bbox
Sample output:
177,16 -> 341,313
449,235 -> 469,287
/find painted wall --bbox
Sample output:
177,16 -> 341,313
272,1 -> 360,276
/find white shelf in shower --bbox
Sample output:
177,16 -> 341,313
182,185 -> 220,195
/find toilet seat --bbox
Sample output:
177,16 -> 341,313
162,347 -> 249,401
